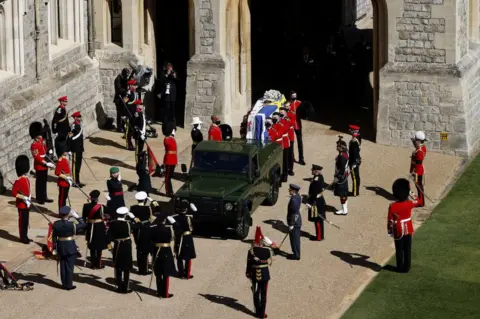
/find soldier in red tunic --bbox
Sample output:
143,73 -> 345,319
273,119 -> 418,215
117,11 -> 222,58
289,91 -> 305,165
163,122 -> 178,197
208,115 -> 223,141
410,131 -> 427,207
54,144 -> 73,209
388,178 -> 422,272
272,112 -> 290,182
280,105 -> 295,176
12,155 -> 33,244
30,122 -> 55,204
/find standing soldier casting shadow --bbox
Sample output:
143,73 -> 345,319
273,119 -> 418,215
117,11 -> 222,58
246,226 -> 275,319
334,138 -> 349,215
159,62 -> 177,127
107,207 -> 137,293
114,68 -> 130,133
105,167 -> 125,222
54,145 -> 73,209
124,79 -> 139,150
163,121 -> 178,197
130,191 -> 155,275
348,125 -> 361,197
150,212 -> 177,298
52,206 -> 86,290
288,91 -> 305,165
172,200 -> 197,280
133,99 -> 147,163
11,155 -> 33,244
82,190 -> 108,270
136,151 -> 152,195
30,121 -> 55,204
388,178 -> 423,273
52,96 -> 71,158
410,131 -> 427,207
287,184 -> 302,260
306,164 -> 326,241
68,112 -> 85,188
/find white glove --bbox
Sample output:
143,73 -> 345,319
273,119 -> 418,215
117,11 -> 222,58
105,193 -> 111,201
67,177 -> 73,186
127,212 -> 135,219
289,226 -> 294,231
190,203 -> 198,212
71,211 -> 80,219
53,133 -> 58,138
46,162 -> 55,168
171,129 -> 176,136
141,135 -> 145,141
263,237 -> 273,245
306,203 -> 312,209
49,149 -> 53,155
68,152 -> 72,156
147,197 -> 154,202
167,216 -> 176,224
118,174 -> 122,182
24,197 -> 31,208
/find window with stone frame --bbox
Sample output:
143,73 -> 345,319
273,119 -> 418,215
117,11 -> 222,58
109,0 -> 123,46
48,0 -> 85,59
0,0 -> 25,77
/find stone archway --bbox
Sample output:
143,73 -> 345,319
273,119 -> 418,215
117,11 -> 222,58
227,0 -> 389,138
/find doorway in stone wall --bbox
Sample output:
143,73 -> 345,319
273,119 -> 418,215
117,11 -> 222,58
246,0 -> 387,140
154,0 -> 194,128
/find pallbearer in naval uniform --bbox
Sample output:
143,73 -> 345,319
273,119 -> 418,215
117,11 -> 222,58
246,226 -> 275,319
388,178 -> 422,273
306,164 -> 326,241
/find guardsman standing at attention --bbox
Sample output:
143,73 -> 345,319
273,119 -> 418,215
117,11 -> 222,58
107,207 -> 137,293
130,191 -> 153,275
410,131 -> 427,207
191,117 -> 204,154
348,125 -> 362,197
246,226 -> 275,319
150,212 -> 177,298
51,96 -> 71,158
124,79 -> 139,150
287,184 -> 302,260
52,206 -> 86,290
68,112 -> 85,188
208,115 -> 223,141
272,112 -> 290,182
163,121 -> 178,197
306,164 -> 326,241
136,151 -> 152,195
54,145 -> 73,209
82,190 -> 108,269
334,138 -> 349,215
12,155 -> 33,244
280,106 -> 295,176
133,99 -> 146,162
105,167 -> 125,221
30,122 -> 55,204
388,178 -> 422,273
172,200 -> 197,280
289,91 -> 305,165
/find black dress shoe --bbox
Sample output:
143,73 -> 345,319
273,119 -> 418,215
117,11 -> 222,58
288,171 -> 295,176
287,254 -> 300,260
299,160 -> 306,166
21,239 -> 32,244
116,288 -> 124,293
64,286 -> 77,291
37,201 -> 45,205
44,198 -> 54,203
139,271 -> 152,275
78,183 -> 86,188
124,289 -> 133,294
184,275 -> 194,280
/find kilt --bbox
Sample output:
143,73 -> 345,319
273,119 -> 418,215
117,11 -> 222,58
334,179 -> 349,197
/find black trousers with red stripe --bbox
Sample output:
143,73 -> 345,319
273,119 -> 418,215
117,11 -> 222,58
89,250 -> 103,268
164,165 -> 175,196
313,219 -> 325,241
177,258 -> 192,279
17,208 -> 30,242
282,149 -> 289,182
58,186 -> 70,209
156,274 -> 171,297
252,280 -> 268,318
288,141 -> 295,172
415,174 -> 425,207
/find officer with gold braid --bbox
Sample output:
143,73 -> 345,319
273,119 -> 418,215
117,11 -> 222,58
306,164 -> 326,241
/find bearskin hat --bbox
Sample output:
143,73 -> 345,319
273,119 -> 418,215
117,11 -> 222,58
15,155 -> 30,177
392,178 -> 410,201
29,122 -> 43,139
162,121 -> 174,137
219,124 -> 233,141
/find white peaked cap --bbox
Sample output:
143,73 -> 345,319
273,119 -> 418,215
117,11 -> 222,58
116,207 -> 129,215
191,117 -> 203,125
135,191 -> 147,201
414,131 -> 426,140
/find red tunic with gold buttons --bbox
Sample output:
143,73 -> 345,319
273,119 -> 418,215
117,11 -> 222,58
208,124 -> 223,141
286,113 -> 295,142
289,100 -> 302,130
387,200 -> 421,239
278,118 -> 291,148
410,145 -> 427,176
163,136 -> 178,165
12,176 -> 31,209
55,157 -> 71,187
31,139 -> 47,171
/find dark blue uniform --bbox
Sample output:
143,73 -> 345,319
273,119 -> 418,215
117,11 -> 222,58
106,178 -> 125,220
308,175 -> 326,241
130,203 -> 153,275
82,201 -> 108,269
150,219 -> 176,298
287,193 -> 302,260
172,213 -> 196,279
52,217 -> 86,289
246,246 -> 274,318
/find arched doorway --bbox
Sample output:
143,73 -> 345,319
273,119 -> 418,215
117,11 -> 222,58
243,0 -> 388,140
154,0 -> 195,128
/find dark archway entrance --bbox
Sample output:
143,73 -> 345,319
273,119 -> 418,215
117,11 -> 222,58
249,0 -> 380,140
154,0 -> 192,128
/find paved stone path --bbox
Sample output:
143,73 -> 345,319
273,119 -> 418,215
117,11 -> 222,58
0,122 -> 462,319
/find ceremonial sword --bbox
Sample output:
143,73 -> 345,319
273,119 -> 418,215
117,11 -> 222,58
408,175 -> 434,204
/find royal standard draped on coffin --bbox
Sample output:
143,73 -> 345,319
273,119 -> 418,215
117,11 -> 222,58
245,89 -> 285,142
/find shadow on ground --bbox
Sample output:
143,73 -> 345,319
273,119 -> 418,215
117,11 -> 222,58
199,293 -> 257,317
330,251 -> 382,272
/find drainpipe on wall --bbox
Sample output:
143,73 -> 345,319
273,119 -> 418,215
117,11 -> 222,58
87,0 -> 95,58
34,0 -> 41,80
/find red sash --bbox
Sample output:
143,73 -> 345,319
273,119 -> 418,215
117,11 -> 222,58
88,204 -> 102,219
